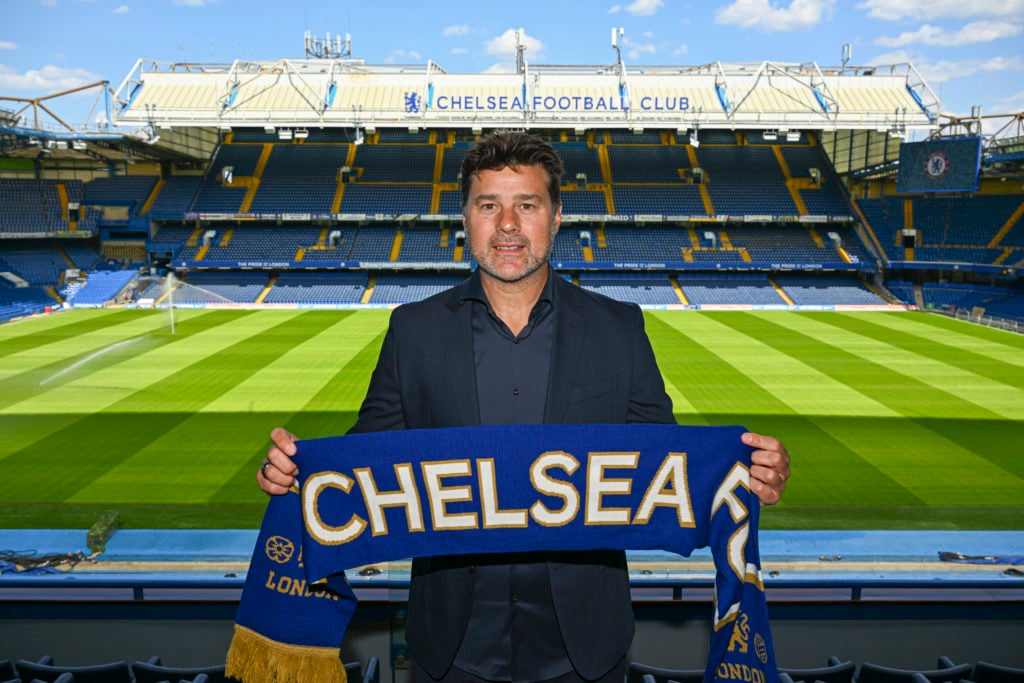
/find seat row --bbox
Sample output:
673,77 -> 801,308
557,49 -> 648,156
629,656 -> 1024,683
0,654 -> 380,683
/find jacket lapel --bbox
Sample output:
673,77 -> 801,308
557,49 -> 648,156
442,285 -> 482,427
544,275 -> 586,424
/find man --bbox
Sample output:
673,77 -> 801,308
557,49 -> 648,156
259,131 -> 791,683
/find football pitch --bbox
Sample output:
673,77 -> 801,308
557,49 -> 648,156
1,308 -> 1021,531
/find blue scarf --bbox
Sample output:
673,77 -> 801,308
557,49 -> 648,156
226,423 -> 779,683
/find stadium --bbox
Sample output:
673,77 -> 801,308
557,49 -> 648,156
1,28 -> 1022,683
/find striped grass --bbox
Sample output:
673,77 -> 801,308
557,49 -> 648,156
1,308 -> 1021,530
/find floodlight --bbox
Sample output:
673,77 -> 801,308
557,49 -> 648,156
785,131 -> 801,142
264,125 -> 275,134
72,140 -> 87,151
294,128 -> 309,139
762,130 -> 778,141
354,129 -> 365,146
278,129 -> 293,141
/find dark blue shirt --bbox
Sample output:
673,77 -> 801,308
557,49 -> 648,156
453,269 -> 571,682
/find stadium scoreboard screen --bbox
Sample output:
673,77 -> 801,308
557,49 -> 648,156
896,137 -> 983,193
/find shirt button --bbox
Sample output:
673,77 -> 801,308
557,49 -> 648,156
510,595 -> 519,604
512,388 -> 519,396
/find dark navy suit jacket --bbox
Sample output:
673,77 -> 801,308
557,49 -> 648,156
348,270 -> 675,680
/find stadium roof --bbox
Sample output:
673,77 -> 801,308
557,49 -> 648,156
112,57 -> 939,136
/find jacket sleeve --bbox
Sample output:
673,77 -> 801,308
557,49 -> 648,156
347,318 -> 407,435
627,307 -> 676,425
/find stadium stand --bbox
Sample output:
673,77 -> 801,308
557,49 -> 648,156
1,126 -> 1021,326
66,269 -> 137,307
774,273 -> 886,306
577,272 -> 680,305
370,272 -> 467,303
263,271 -> 368,304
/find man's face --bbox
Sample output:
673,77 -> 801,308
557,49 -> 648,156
463,165 -> 561,285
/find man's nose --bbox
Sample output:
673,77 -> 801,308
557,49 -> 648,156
497,207 -> 519,232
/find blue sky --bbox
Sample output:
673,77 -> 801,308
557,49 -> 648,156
2,0 -> 1022,133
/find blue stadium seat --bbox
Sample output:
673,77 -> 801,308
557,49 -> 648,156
855,658 -> 972,683
131,656 -> 227,683
15,655 -> 133,683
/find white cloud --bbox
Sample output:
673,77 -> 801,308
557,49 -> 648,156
443,24 -> 469,37
0,64 -> 101,92
485,28 -> 545,61
988,89 -> 1024,113
483,62 -> 514,74
715,0 -> 835,32
859,0 -> 1024,21
40,0 -> 57,6
451,47 -> 468,55
608,4 -> 622,13
869,49 -> 1024,84
672,44 -> 689,56
384,49 -> 422,64
625,0 -> 663,15
620,35 -> 657,60
0,41 -> 17,50
876,21 -> 1023,47
113,4 -> 130,13
629,44 -> 657,59
174,0 -> 216,6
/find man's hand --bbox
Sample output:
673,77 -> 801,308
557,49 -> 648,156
742,432 -> 791,506
257,427 -> 300,495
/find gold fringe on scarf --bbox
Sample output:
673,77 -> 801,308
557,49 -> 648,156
226,624 -> 347,683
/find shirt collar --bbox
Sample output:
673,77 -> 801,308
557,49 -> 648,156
458,266 -> 557,311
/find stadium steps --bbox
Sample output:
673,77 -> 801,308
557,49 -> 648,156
994,247 -> 1015,265
773,146 -> 808,216
903,196 -> 916,260
683,146 -> 715,215
598,142 -> 613,185
389,231 -> 403,262
139,177 -> 164,216
670,275 -> 688,304
55,243 -> 76,269
361,274 -> 376,304
850,199 -> 889,260
255,274 -> 276,304
45,285 -> 63,305
769,276 -> 795,305
987,200 -> 1024,248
